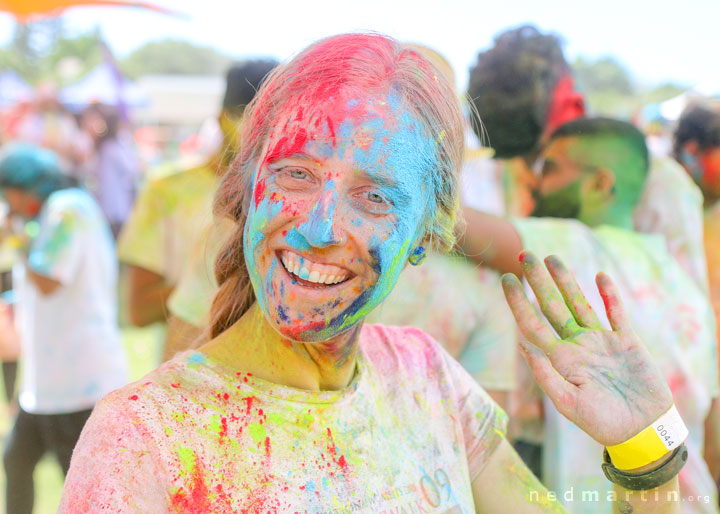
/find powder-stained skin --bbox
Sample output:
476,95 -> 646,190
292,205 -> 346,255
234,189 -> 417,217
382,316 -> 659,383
244,92 -> 437,342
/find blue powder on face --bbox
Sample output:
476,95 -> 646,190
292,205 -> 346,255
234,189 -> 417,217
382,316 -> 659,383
244,172 -> 285,312
284,227 -> 311,252
310,96 -> 438,338
296,180 -> 339,248
277,304 -> 290,323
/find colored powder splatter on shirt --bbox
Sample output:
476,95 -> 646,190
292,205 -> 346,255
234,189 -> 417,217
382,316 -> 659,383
59,324 -> 507,513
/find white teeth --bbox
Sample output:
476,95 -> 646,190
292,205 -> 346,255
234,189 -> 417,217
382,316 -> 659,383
280,250 -> 350,285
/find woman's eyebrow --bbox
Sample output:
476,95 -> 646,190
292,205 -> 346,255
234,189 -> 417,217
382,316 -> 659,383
266,152 -> 319,165
353,168 -> 399,188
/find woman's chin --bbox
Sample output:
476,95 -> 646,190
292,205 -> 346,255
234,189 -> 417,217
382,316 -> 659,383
266,311 -> 362,344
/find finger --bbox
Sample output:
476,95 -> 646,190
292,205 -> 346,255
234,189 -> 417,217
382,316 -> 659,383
544,255 -> 603,329
518,339 -> 578,417
596,272 -> 633,333
501,273 -> 559,356
519,251 -> 582,338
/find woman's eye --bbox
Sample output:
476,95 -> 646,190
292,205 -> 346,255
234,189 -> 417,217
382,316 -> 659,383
367,192 -> 385,204
289,169 -> 307,179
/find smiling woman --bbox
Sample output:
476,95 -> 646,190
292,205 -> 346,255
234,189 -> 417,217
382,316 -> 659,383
59,33 -> 686,514
209,33 -> 463,344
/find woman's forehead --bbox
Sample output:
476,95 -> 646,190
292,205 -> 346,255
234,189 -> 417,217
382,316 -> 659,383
270,92 -> 401,140
263,92 -> 437,173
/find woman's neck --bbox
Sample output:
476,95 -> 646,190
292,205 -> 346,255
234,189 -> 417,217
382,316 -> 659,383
200,303 -> 361,391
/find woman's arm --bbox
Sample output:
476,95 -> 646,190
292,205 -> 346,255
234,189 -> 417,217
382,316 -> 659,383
472,439 -> 680,513
478,251 -> 685,513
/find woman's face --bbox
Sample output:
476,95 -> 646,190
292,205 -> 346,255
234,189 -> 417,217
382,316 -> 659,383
244,92 -> 436,342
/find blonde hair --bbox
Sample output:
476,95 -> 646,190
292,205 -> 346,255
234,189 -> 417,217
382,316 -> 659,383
209,33 -> 464,338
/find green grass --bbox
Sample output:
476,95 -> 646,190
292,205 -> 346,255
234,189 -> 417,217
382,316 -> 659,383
0,324 -> 164,514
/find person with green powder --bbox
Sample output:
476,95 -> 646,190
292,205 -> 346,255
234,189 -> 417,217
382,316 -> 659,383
461,117 -> 718,512
61,35 -> 688,513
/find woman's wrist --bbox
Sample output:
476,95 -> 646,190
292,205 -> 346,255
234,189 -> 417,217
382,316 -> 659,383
602,405 -> 689,491
605,404 -> 687,471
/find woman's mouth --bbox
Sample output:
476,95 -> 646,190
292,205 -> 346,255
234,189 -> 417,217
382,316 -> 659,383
279,250 -> 353,287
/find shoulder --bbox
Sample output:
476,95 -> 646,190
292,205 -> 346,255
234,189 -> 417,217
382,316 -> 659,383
359,324 -> 449,376
46,188 -> 93,210
94,352 -> 221,424
149,164 -> 215,192
44,188 -> 100,223
138,165 -> 216,210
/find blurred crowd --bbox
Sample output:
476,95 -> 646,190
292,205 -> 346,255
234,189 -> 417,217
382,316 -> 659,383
0,24 -> 719,513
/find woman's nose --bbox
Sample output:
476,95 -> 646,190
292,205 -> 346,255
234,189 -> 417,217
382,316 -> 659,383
296,181 -> 345,248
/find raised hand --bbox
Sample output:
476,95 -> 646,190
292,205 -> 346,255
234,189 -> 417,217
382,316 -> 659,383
501,251 -> 673,447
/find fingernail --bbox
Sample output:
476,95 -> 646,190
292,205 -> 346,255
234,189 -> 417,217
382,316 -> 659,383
520,251 -> 538,267
501,273 -> 517,287
544,255 -> 563,269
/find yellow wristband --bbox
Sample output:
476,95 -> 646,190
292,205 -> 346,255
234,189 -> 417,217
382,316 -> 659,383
606,405 -> 688,470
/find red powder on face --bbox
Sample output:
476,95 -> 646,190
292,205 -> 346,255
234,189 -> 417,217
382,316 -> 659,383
128,395 -> 138,401
254,177 -> 267,207
263,127 -> 310,166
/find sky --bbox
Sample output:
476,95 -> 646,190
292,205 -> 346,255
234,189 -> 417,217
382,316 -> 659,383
0,0 -> 717,91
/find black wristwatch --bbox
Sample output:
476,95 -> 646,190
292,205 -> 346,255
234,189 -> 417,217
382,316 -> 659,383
602,443 -> 688,491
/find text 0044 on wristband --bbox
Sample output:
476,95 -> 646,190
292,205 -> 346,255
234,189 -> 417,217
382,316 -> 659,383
605,404 -> 688,471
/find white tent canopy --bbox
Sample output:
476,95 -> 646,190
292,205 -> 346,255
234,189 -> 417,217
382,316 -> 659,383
60,62 -> 150,111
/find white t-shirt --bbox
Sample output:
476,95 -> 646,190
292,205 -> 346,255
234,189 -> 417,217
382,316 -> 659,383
13,188 -> 127,414
59,324 -> 507,513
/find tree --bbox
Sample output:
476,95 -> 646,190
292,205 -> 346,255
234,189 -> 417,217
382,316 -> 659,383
0,19 -> 103,85
119,39 -> 232,78
572,56 -> 634,95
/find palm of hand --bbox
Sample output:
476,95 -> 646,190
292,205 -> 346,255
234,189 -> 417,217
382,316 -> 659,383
502,252 -> 673,447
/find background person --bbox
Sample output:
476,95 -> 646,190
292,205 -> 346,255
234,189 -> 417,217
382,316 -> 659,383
461,118 -> 719,512
0,144 -> 128,514
117,60 -> 278,360
466,25 -> 711,481
467,24 -> 708,290
79,103 -> 141,238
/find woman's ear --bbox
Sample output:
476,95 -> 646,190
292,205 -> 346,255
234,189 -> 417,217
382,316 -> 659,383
408,245 -> 427,266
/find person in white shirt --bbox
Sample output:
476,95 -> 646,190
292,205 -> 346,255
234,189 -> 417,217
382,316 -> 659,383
0,144 -> 128,514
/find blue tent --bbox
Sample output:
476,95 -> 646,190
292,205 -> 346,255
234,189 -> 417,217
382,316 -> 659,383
60,62 -> 150,112
0,70 -> 33,106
